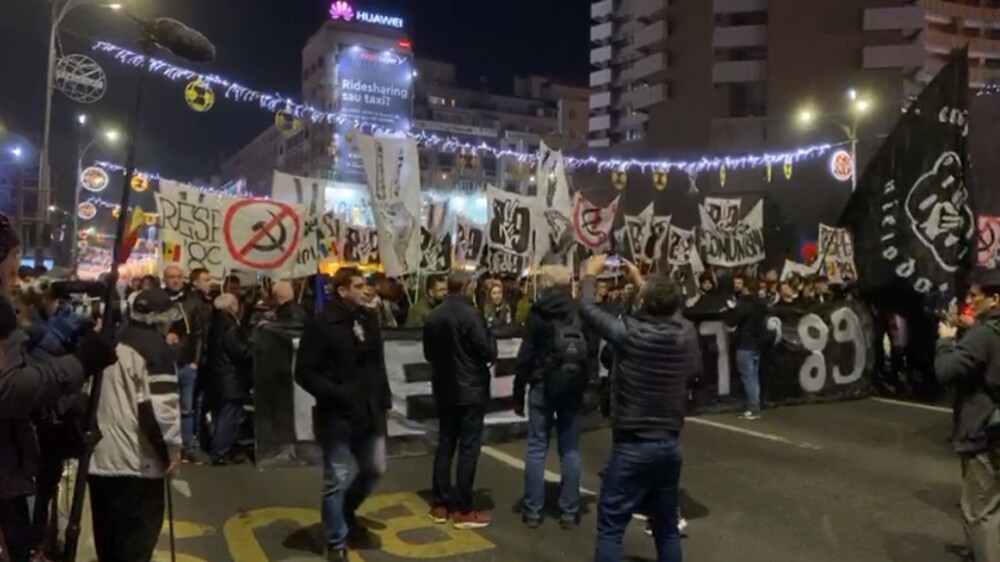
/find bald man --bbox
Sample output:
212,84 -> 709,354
272,281 -> 308,326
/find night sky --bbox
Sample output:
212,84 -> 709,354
0,0 -> 588,205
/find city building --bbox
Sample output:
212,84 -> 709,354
588,0 -> 1000,155
0,140 -> 55,267
222,1 -> 589,202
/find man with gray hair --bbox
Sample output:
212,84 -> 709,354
204,293 -> 252,465
513,265 -> 592,529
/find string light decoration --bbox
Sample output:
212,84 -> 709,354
93,41 -> 836,174
94,161 -> 235,195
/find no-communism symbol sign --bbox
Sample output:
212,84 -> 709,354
223,200 -> 302,270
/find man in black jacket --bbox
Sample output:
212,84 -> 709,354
726,278 -> 770,420
0,215 -> 118,562
164,265 -> 213,464
205,293 -> 253,465
295,267 -> 391,562
513,265 -> 590,530
935,275 -> 1000,562
423,272 -> 498,530
580,255 -> 699,562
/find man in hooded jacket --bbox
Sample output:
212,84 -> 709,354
513,265 -> 594,530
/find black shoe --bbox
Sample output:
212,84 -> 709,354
522,514 -> 542,529
326,547 -> 348,562
559,514 -> 580,530
182,449 -> 210,465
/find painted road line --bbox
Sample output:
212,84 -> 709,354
685,417 -> 822,450
870,397 -> 951,414
480,446 -> 652,521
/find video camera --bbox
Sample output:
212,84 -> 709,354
49,281 -> 114,323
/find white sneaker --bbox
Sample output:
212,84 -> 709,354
678,517 -> 688,532
739,411 -> 761,420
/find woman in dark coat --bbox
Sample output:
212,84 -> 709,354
204,293 -> 253,464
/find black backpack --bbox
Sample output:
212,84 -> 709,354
542,311 -> 589,397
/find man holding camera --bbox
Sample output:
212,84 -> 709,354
936,272 -> 1000,562
0,215 -> 118,562
580,255 -> 700,562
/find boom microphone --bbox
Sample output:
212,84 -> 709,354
132,16 -> 216,63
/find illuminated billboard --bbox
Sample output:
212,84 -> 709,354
336,45 -> 414,183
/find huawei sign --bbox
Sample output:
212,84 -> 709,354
328,1 -> 404,29
329,1 -> 355,21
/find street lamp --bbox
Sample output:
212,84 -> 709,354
38,0 -> 124,225
795,89 -> 873,191
77,114 -> 87,126
105,130 -> 120,142
10,147 -> 22,159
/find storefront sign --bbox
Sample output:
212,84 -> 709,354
329,1 -> 404,29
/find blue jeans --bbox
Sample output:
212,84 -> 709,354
320,419 -> 386,549
736,349 -> 761,414
178,365 -> 198,451
595,432 -> 682,562
523,384 -> 582,521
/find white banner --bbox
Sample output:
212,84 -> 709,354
357,134 -> 422,277
271,171 -> 327,216
571,193 -> 620,252
818,223 -> 857,284
487,185 -> 537,257
456,215 -> 485,267
780,259 -> 821,281
623,204 -> 670,264
699,199 -> 765,267
666,224 -> 704,274
534,142 -> 573,266
155,180 -> 235,277
218,197 -> 311,275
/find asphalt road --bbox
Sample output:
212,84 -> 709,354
79,397 -> 967,562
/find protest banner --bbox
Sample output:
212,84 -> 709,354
155,180 -> 234,277
699,199 -> 766,267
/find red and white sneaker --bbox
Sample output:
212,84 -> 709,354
428,506 -> 449,524
452,511 -> 492,529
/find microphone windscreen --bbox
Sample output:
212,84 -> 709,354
153,18 -> 216,63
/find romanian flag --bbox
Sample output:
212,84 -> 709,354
117,206 -> 145,264
162,241 -> 182,263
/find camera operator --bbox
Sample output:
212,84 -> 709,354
935,273 -> 1000,562
0,215 -> 118,562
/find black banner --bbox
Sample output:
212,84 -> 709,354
840,49 -> 974,295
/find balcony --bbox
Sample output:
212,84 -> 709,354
590,68 -> 612,87
924,28 -> 1000,59
632,52 -> 669,80
589,114 -> 612,133
713,25 -> 768,49
634,20 -> 669,51
921,0 -> 1000,25
615,111 -> 649,132
591,45 -> 613,66
591,0 -> 613,21
631,0 -> 668,21
590,91 -> 612,110
591,22 -> 613,44
714,0 -> 768,14
631,83 -> 667,109
862,43 -> 925,69
712,60 -> 766,83
863,6 -> 924,31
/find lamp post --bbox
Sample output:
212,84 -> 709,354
796,89 -> 873,192
73,117 -> 119,264
38,0 -> 122,222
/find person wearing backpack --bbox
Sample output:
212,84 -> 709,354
936,274 -> 1000,562
513,265 -> 592,530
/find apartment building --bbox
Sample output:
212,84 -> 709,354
589,0 -> 1000,154
223,8 -> 589,197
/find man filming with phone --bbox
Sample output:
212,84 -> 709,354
935,270 -> 1000,562
0,214 -> 118,562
